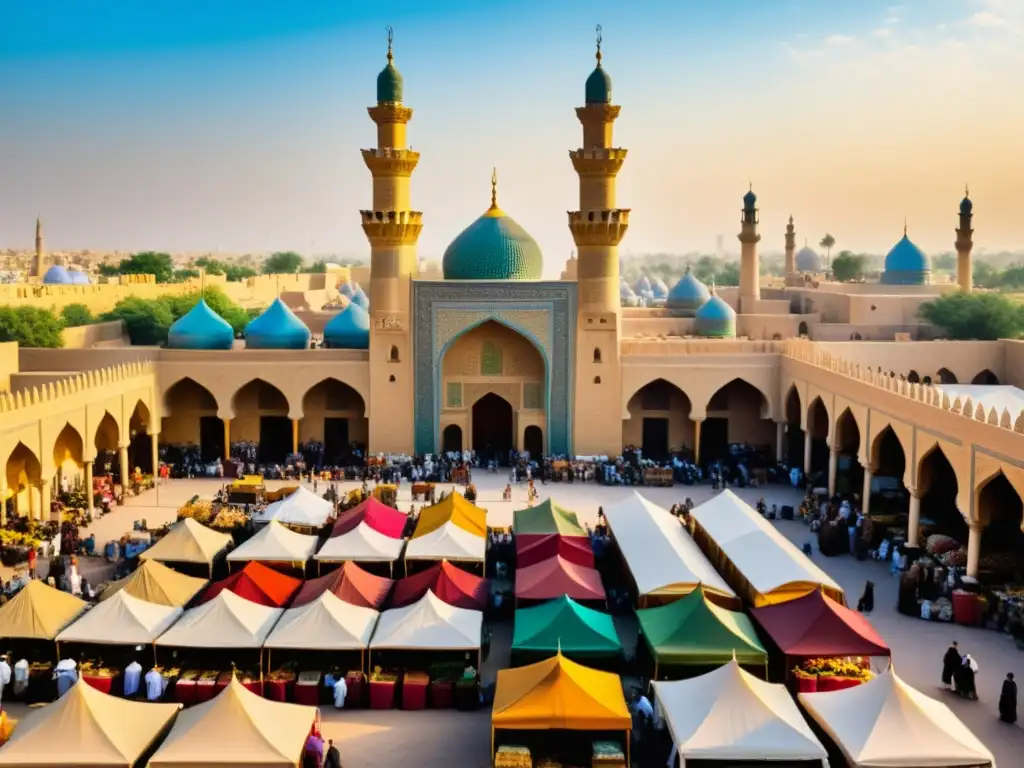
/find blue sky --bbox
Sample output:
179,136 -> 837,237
1,0 -> 1021,271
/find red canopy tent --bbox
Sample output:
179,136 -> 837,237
389,560 -> 489,610
751,589 -> 891,659
515,555 -> 606,604
198,561 -> 301,608
331,498 -> 407,539
290,561 -> 394,609
516,534 -> 594,569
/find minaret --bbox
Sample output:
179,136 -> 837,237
569,26 -> 629,457
738,185 -> 761,313
33,216 -> 45,278
955,184 -> 974,292
784,215 -> 796,277
361,27 -> 421,454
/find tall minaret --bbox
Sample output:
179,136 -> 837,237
569,26 -> 629,457
955,185 -> 974,292
784,215 -> 796,277
738,186 -> 761,313
33,216 -> 45,278
361,27 -> 422,454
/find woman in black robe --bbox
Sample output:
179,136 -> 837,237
942,642 -> 960,688
1000,673 -> 1017,723
955,655 -> 978,699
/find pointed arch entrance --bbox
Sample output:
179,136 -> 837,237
128,400 -> 154,473
703,378 -> 773,464
232,379 -> 291,464
624,379 -> 693,463
442,424 -> 463,454
6,443 -> 41,519
472,393 -> 514,465
53,423 -> 85,491
524,425 -> 544,459
301,378 -> 368,465
163,378 -> 223,463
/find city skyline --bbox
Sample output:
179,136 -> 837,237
2,0 -> 1023,277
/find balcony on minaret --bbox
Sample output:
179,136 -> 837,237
569,148 -> 628,177
361,148 -> 420,177
360,210 -> 424,247
567,209 -> 630,247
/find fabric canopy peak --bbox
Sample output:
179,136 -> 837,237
0,579 -> 87,640
512,498 -> 586,537
413,492 -> 487,539
98,558 -> 208,607
512,595 -> 621,658
140,517 -> 231,566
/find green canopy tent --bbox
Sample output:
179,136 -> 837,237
636,585 -> 767,679
512,595 -> 622,663
512,499 -> 586,537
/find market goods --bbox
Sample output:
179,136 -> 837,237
926,534 -> 959,556
177,500 -> 215,525
494,746 -> 531,768
211,508 -> 247,529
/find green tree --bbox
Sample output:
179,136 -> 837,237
172,268 -> 200,282
224,264 -> 258,281
302,259 -> 327,274
999,264 -> 1024,289
831,251 -> 868,282
107,251 -> 175,283
932,252 -> 956,271
0,307 -> 64,348
263,251 -> 304,274
973,261 -> 1000,290
101,297 -> 176,345
716,262 -> 741,286
60,303 -> 94,327
819,234 -> 836,263
919,293 -> 1024,340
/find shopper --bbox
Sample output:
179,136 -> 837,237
941,641 -> 959,688
999,673 -> 1017,724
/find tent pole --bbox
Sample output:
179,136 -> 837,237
626,732 -> 630,766
267,649 -> 272,672
55,640 -> 60,662
654,661 -> 658,681
490,727 -> 494,759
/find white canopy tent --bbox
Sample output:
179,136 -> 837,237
252,486 -> 334,528
226,520 -> 318,564
800,669 -> 995,767
690,490 -> 844,606
56,590 -> 183,646
403,520 -> 485,564
264,591 -> 378,651
603,493 -> 736,607
653,660 -> 827,765
370,590 -> 482,651
315,521 -> 405,564
155,590 -> 282,649
139,517 -> 232,572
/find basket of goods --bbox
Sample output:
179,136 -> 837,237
939,548 -> 967,568
177,499 -> 215,525
926,534 -> 960,557
592,740 -> 627,767
790,666 -> 818,693
494,745 -> 531,768
210,508 -> 248,530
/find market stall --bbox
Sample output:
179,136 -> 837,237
390,560 -> 489,611
148,676 -> 318,768
290,561 -> 394,609
139,517 -> 232,578
98,559 -> 208,607
511,595 -> 621,664
227,475 -> 265,505
404,520 -> 486,572
652,660 -> 827,766
603,493 -> 737,608
0,678 -> 181,767
491,652 -> 631,767
690,490 -> 845,606
199,561 -> 302,608
514,555 -> 606,605
331,497 -> 408,539
512,498 -> 586,537
516,534 -> 594,569
315,521 -> 405,575
800,670 -> 995,767
635,585 -> 767,679
252,485 -> 334,531
413,492 -> 487,539
225,520 -> 317,572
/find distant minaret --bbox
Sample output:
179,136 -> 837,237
33,216 -> 45,277
738,185 -> 761,313
955,185 -> 974,292
784,215 -> 796,276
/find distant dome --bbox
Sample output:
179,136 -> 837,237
881,234 -> 931,286
244,298 -> 310,350
619,279 -> 635,299
650,276 -> 669,299
323,303 -> 370,349
666,267 -> 710,317
960,195 -> 973,215
795,246 -> 821,272
621,294 -> 640,308
42,265 -> 72,285
633,275 -> 655,299
168,299 -> 235,350
338,281 -> 357,298
67,267 -> 91,285
585,65 -> 612,105
743,188 -> 757,208
694,291 -> 737,338
351,287 -> 370,310
377,49 -> 403,104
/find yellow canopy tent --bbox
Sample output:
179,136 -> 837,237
413,492 -> 486,539
0,580 -> 87,641
491,652 -> 631,760
98,559 -> 208,607
139,518 -> 232,577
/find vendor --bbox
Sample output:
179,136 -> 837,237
462,653 -> 477,681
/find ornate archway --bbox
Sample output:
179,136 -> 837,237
971,369 -> 999,386
53,423 -> 85,491
833,407 -> 862,497
232,379 -> 291,464
977,471 -> 1024,575
472,393 -> 514,464
807,397 -> 830,474
784,386 -> 802,464
442,424 -> 463,454
163,378 -> 223,464
128,400 -> 154,474
703,378 -> 772,464
624,379 -> 693,463
524,425 -> 544,459
93,412 -> 121,481
301,378 -> 368,465
6,442 -> 42,519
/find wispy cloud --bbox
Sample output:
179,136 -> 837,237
872,28 -> 893,38
967,11 -> 1005,27
825,34 -> 854,46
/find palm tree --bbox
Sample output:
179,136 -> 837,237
819,234 -> 836,269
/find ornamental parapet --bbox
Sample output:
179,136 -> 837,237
575,104 -> 621,125
367,104 -> 413,125
361,148 -> 420,177
569,148 -> 628,176
359,210 -> 423,246
567,209 -> 630,247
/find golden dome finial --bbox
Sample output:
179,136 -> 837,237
595,24 -> 603,66
490,167 -> 498,209
964,182 -> 970,198
903,217 -> 908,237
386,25 -> 394,63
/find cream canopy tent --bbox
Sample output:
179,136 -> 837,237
148,676 -> 317,768
404,520 -> 485,564
603,493 -> 737,607
98,559 -> 208,607
0,580 -> 86,640
140,517 -> 232,569
226,520 -> 318,564
155,590 -> 283,649
800,669 -> 996,767
370,590 -> 482,651
56,590 -> 183,645
253,485 -> 334,528
0,677 -> 180,767
264,590 -> 378,651
315,521 -> 405,563
690,490 -> 844,606
653,660 -> 827,765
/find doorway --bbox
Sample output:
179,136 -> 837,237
699,417 -> 729,464
442,424 -> 463,454
472,393 -> 513,465
641,418 -> 669,462
199,416 -> 224,463
324,418 -> 350,464
128,432 -> 154,474
259,416 -> 292,463
523,425 -> 544,459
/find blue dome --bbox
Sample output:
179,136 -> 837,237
795,246 -> 821,272
666,267 -> 710,316
650,276 -> 669,299
351,288 -> 370,310
67,268 -> 91,285
338,281 -> 357,298
324,302 -> 370,349
743,189 -> 757,208
42,265 -> 72,285
881,234 -> 931,286
585,64 -> 612,105
244,297 -> 310,350
634,275 -> 651,294
694,291 -> 737,338
960,196 -> 973,215
442,199 -> 543,280
167,298 -> 235,350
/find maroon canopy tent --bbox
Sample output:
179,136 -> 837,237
515,555 -> 606,604
751,589 -> 891,659
389,560 -> 489,610
331,497 -> 407,539
290,561 -> 394,609
516,534 -> 594,569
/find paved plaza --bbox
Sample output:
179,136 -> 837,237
7,473 -> 1023,766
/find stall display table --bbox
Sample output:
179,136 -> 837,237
593,741 -> 627,768
815,676 -> 864,692
265,672 -> 296,702
241,679 -> 263,696
791,674 -> 817,694
953,590 -> 984,627
429,680 -> 454,709
294,671 -> 322,706
345,671 -> 366,708
175,672 -> 200,705
195,678 -> 218,702
455,679 -> 480,710
401,672 -> 429,710
369,678 -> 397,710
495,746 -> 531,768
81,673 -> 115,694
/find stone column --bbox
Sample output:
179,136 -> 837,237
775,422 -> 785,462
693,419 -> 703,466
827,447 -> 839,496
292,419 -> 300,456
84,460 -> 94,517
39,480 -> 51,522
907,491 -> 921,547
803,431 -> 812,475
118,445 -> 130,492
861,466 -> 873,515
966,520 -> 984,579
0,472 -> 7,525
150,434 -> 160,477
223,419 -> 231,461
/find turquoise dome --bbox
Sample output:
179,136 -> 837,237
960,196 -> 973,215
244,298 -> 310,350
666,267 -> 710,316
324,303 -> 370,349
338,281 -> 356,298
651,276 -> 669,299
168,298 -> 235,350
881,234 -> 931,286
67,268 -> 90,285
743,188 -> 757,209
42,265 -> 72,285
351,288 -> 370,310
377,52 -> 403,104
585,64 -> 612,104
795,246 -> 821,272
694,291 -> 737,338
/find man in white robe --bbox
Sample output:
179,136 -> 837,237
0,655 -> 11,711
123,661 -> 142,697
332,676 -> 347,709
145,667 -> 164,702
